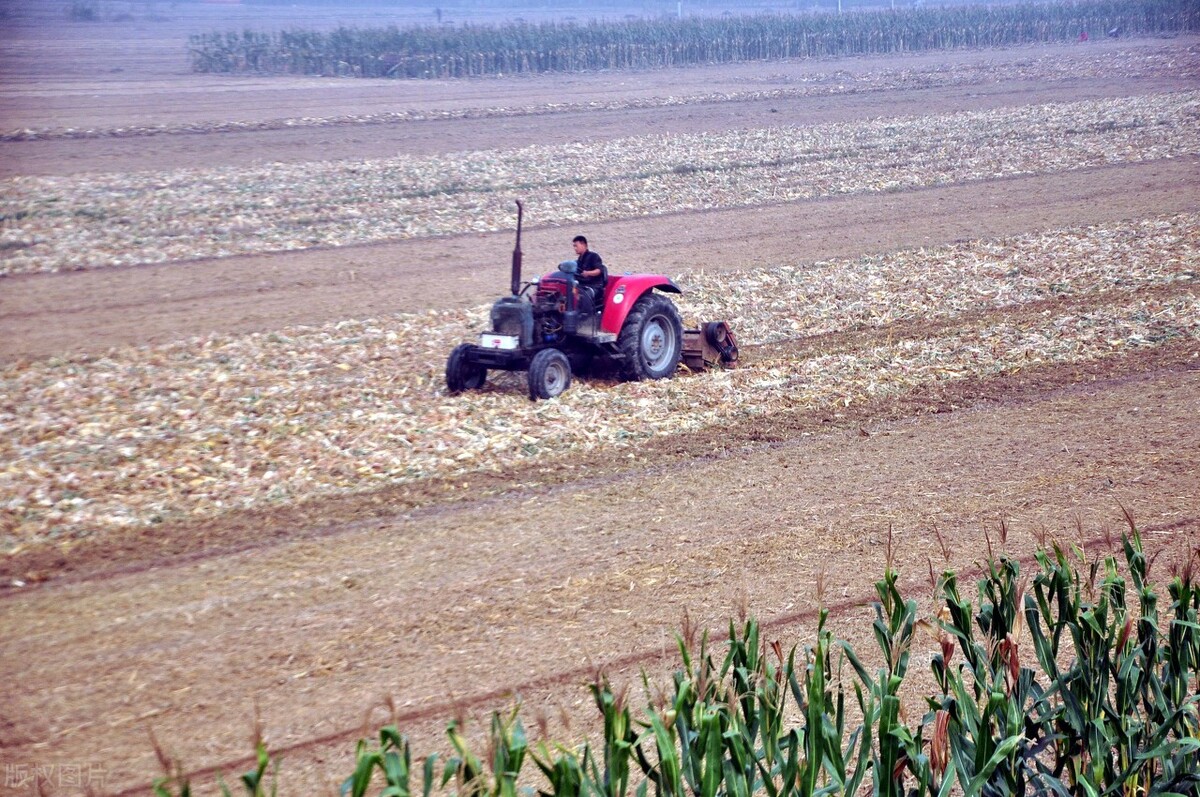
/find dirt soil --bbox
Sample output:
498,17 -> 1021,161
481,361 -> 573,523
1,6 -> 1198,795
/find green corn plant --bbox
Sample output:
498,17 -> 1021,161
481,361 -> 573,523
1164,569 -> 1200,712
152,770 -> 192,797
1064,559 -> 1119,789
342,725 -> 437,797
152,738 -> 278,797
222,742 -> 277,797
756,641 -> 788,777
444,717 -> 488,797
719,619 -> 783,796
932,557 -> 1040,796
754,719 -> 804,797
941,569 -> 990,702
942,533 -> 1200,796
722,620 -> 762,744
1024,539 -> 1142,792
740,639 -> 796,797
488,708 -> 529,797
667,628 -> 730,797
791,608 -> 861,797
719,703 -> 757,797
843,567 -> 920,797
1026,544 -> 1079,691
1029,541 -> 1120,791
590,679 -> 637,797
639,699 -> 685,797
1151,565 -> 1200,792
149,727 -> 193,797
710,613 -> 862,797
1109,534 -> 1200,795
647,612 -> 868,797
531,742 -> 587,797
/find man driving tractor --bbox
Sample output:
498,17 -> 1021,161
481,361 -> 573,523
572,235 -> 606,312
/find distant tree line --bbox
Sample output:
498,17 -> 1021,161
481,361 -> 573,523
189,0 -> 1200,78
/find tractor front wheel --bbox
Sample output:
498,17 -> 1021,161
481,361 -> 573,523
446,343 -> 487,394
617,293 -> 683,381
528,348 -> 572,400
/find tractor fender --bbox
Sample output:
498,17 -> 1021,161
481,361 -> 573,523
599,275 -> 682,335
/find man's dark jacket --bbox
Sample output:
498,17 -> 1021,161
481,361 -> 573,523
576,249 -> 606,289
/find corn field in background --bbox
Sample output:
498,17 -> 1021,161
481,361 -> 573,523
153,529 -> 1200,796
188,0 -> 1200,78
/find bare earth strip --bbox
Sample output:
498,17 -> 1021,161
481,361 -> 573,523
3,157 -> 1197,361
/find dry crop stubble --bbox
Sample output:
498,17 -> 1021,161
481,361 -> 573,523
2,91 -> 1198,275
1,214 -> 1196,549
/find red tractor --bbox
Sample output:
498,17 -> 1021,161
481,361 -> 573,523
446,201 -> 737,399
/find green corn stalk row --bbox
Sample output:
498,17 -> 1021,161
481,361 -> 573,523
188,0 -> 1200,78
154,531 -> 1200,796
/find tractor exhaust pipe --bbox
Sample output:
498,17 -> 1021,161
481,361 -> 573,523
511,200 -> 524,296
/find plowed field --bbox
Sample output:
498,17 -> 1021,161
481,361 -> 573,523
1,5 -> 1198,795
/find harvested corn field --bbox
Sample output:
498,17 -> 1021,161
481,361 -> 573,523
4,91 -> 1200,275
0,5 -> 1198,796
3,214 -> 1198,545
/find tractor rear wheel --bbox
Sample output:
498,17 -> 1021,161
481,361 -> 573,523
617,293 -> 683,381
446,343 -> 487,394
528,348 -> 572,400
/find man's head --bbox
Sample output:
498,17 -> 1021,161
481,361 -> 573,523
572,235 -> 588,256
